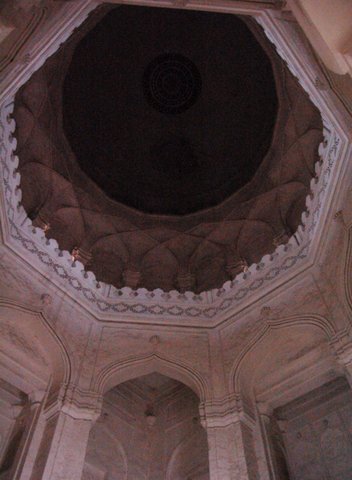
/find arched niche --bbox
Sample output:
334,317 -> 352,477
229,315 -> 345,480
0,301 -> 70,399
85,371 -> 210,480
230,315 -> 337,408
0,301 -> 71,478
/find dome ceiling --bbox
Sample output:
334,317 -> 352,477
62,7 -> 277,215
14,5 -> 323,294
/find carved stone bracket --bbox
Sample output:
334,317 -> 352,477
177,268 -> 195,293
333,209 -> 347,229
123,268 -> 142,289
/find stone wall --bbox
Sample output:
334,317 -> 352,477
276,378 -> 352,480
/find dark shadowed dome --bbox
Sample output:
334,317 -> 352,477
62,6 -> 277,215
14,4 -> 323,293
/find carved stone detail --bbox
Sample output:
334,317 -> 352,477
330,329 -> 352,368
58,384 -> 103,422
149,335 -> 161,347
200,394 -> 255,430
40,293 -> 52,306
177,268 -> 195,293
122,268 -> 141,289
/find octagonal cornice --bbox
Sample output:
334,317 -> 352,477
0,0 -> 351,328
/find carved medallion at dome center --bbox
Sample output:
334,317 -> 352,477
143,53 -> 202,114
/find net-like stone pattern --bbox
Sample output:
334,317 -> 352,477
143,53 -> 202,114
14,13 -> 323,293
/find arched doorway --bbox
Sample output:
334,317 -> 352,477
231,317 -> 352,480
0,302 -> 70,480
83,372 -> 209,479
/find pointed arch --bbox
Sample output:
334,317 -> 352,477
229,313 -> 336,395
0,298 -> 71,396
94,353 -> 210,401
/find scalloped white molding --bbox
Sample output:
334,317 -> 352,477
0,1 -> 350,325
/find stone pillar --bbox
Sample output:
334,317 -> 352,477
200,395 -> 259,480
256,403 -> 275,480
15,389 -> 46,480
30,384 -> 102,480
0,389 -> 46,480
256,402 -> 291,480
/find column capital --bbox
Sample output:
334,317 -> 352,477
330,328 -> 352,368
44,384 -> 103,422
59,384 -> 103,422
200,393 -> 255,429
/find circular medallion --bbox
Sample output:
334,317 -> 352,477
143,53 -> 202,114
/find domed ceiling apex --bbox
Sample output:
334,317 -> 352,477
14,4 -> 323,293
61,6 -> 278,216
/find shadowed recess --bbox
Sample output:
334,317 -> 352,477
62,6 -> 278,215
